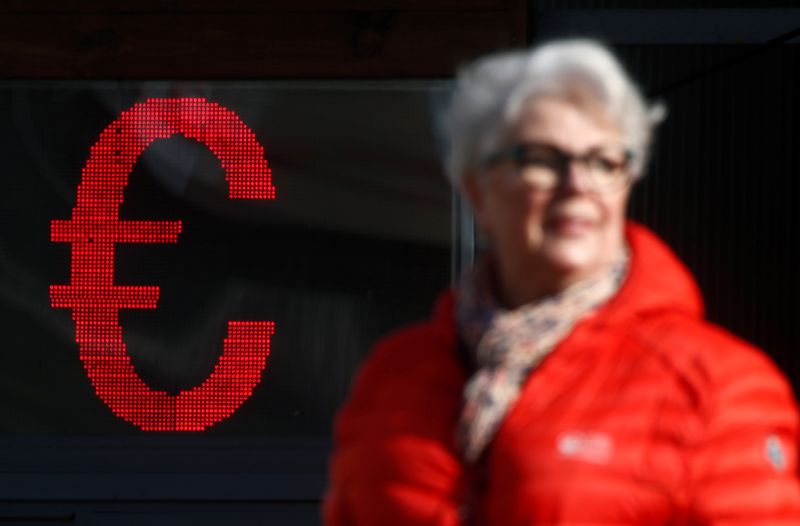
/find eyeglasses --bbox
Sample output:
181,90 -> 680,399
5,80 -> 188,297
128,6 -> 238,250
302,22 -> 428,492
482,142 -> 634,193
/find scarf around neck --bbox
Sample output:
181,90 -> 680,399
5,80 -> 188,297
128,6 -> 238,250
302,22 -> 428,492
456,250 -> 629,463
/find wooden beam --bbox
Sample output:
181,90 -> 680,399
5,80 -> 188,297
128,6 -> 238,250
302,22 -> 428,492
0,0 -> 514,13
0,8 -> 527,78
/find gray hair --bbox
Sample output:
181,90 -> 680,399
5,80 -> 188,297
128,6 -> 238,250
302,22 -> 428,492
440,39 -> 665,184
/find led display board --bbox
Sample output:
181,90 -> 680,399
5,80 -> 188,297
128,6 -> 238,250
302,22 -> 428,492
0,81 -> 453,436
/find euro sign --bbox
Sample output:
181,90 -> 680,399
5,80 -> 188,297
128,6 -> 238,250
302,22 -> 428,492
50,98 -> 276,431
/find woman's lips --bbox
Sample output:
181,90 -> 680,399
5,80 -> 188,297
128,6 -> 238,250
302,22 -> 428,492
545,216 -> 595,236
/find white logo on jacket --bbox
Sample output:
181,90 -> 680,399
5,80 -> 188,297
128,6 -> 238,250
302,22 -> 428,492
556,431 -> 614,464
764,434 -> 787,472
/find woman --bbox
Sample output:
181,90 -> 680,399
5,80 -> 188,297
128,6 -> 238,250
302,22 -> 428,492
324,39 -> 800,525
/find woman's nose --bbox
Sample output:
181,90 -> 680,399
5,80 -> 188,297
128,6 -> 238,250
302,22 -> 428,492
557,159 -> 592,194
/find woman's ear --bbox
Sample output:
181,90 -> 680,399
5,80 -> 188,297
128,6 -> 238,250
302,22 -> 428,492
461,172 -> 493,247
461,172 -> 485,225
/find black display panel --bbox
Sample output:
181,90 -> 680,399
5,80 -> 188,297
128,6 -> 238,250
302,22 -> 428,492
0,81 -> 453,436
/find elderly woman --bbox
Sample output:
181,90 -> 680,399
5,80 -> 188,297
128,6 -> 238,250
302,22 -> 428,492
324,40 -> 800,525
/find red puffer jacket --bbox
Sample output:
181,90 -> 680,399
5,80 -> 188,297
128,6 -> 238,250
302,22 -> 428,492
325,223 -> 800,525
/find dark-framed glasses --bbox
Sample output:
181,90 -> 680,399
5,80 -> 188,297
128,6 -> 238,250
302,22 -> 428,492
482,142 -> 634,193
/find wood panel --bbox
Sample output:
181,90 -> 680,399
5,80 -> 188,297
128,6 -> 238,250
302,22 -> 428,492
0,7 -> 527,78
1,0 -> 515,13
0,0 -> 527,79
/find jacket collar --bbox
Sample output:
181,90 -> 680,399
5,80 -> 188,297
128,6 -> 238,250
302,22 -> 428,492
602,221 -> 704,324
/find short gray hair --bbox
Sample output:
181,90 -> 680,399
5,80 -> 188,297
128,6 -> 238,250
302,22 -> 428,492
440,39 -> 665,184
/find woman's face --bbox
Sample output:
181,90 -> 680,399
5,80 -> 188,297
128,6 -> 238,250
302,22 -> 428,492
464,97 -> 631,301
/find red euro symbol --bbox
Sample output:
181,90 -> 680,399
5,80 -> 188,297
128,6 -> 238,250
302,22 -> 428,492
50,98 -> 276,431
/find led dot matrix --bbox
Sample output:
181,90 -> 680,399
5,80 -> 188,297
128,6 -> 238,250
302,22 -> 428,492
51,98 -> 276,431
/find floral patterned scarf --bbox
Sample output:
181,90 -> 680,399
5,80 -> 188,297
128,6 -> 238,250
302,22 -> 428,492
456,250 -> 629,463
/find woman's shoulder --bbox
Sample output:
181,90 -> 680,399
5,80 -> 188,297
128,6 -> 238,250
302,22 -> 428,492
631,313 -> 796,413
630,314 -> 800,520
327,298 -> 465,526
371,316 -> 457,369
334,291 -> 466,440
358,292 -> 464,393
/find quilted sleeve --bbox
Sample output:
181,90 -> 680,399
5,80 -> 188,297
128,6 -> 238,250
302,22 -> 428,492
688,337 -> 800,525
323,324 -> 465,526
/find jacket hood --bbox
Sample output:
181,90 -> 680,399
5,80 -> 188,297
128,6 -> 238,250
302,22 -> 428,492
605,221 -> 704,323
433,221 -> 704,326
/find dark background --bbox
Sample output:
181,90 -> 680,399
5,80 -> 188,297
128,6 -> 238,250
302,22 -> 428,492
1,1 -> 800,524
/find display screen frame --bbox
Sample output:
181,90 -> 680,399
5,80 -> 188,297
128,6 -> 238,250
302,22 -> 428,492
0,78 -> 476,504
